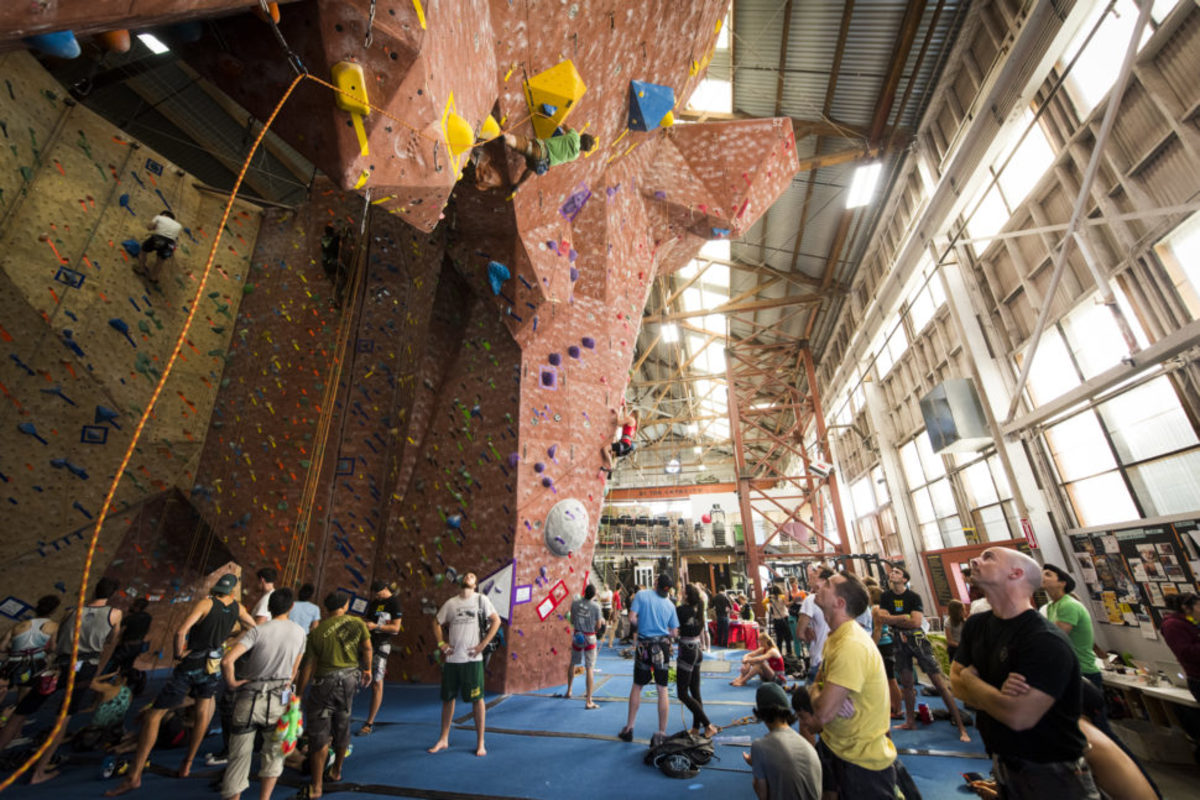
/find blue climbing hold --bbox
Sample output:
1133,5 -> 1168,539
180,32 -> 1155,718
121,239 -> 141,256
487,261 -> 511,295
628,80 -> 675,132
24,31 -> 81,59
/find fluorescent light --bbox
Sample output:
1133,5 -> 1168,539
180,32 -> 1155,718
137,33 -> 170,54
693,446 -> 702,454
661,323 -> 679,343
846,162 -> 882,209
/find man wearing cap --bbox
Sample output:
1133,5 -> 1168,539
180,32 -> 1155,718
428,572 -> 500,757
296,592 -> 372,799
742,682 -> 821,799
1042,564 -> 1103,692
108,573 -> 256,796
617,573 -> 679,743
811,571 -> 898,798
358,580 -> 402,736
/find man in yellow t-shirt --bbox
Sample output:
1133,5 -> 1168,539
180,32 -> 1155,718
810,571 -> 897,798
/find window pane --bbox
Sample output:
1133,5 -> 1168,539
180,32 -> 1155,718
851,476 -> 876,516
1153,211 -> 1200,318
916,433 -> 946,479
976,503 -> 1015,542
921,522 -> 943,550
966,182 -> 1009,248
962,461 -> 999,507
1097,377 -> 1199,463
997,111 -> 1056,208
1065,472 -> 1139,528
1018,327 -> 1080,406
988,456 -> 1013,500
1061,0 -> 1155,118
909,285 -> 936,333
1126,449 -> 1200,517
1044,410 -> 1117,481
941,516 -> 967,548
928,478 -> 958,519
1061,295 -> 1144,379
900,440 -> 925,488
912,487 -> 935,524
887,325 -> 909,364
872,466 -> 890,504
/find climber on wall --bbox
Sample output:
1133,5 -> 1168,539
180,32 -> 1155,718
502,123 -> 596,190
135,210 -> 182,285
600,407 -> 639,476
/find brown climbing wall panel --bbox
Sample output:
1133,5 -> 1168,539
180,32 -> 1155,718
0,51 -> 261,612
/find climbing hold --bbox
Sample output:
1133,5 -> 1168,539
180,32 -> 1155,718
331,61 -> 370,115
523,60 -> 587,139
544,498 -> 590,557
444,111 -> 474,156
702,513 -> 712,524
254,1 -> 281,23
548,353 -> 561,366
567,346 -> 580,359
581,337 -> 595,349
24,31 -> 81,59
98,30 -> 131,53
478,114 -> 501,142
569,267 -> 579,282
627,80 -> 675,132
534,462 -> 545,473
661,110 -> 675,127
487,260 -> 510,295
447,514 -> 463,529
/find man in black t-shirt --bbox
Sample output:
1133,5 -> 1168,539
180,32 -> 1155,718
877,565 -> 970,741
712,589 -> 732,648
951,547 -> 1098,799
358,580 -> 402,736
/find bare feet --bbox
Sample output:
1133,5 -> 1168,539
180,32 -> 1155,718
28,768 -> 59,785
704,724 -> 719,738
729,679 -> 745,687
426,741 -> 449,754
475,745 -> 487,757
585,701 -> 599,709
177,759 -> 192,778
895,721 -> 917,730
106,778 -> 141,796
959,730 -> 971,742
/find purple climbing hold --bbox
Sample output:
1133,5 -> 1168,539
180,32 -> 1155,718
540,366 -> 557,389
567,346 -> 580,359
548,353 -> 561,366
541,477 -> 553,488
534,462 -> 545,473
568,249 -> 577,262
508,452 -> 520,467
547,445 -> 557,459
581,337 -> 595,349
569,266 -> 579,282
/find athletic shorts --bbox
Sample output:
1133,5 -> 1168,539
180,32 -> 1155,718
441,660 -> 484,703
877,641 -> 896,680
633,637 -> 671,686
895,632 -> 940,679
153,662 -> 221,709
306,668 -> 358,750
371,649 -> 390,683
142,234 -> 177,259
570,633 -> 597,668
817,737 -> 897,798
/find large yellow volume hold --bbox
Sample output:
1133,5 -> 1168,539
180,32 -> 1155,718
331,61 -> 370,116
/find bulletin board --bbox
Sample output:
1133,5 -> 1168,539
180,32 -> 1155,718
1068,517 -> 1200,631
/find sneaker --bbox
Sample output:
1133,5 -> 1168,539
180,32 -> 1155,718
204,752 -> 228,766
617,727 -> 633,742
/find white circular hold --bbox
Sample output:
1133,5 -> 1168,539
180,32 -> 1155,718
544,498 -> 589,557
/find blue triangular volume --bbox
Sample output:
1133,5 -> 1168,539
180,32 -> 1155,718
628,80 -> 675,132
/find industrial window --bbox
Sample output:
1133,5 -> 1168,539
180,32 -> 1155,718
1153,211 -> 1200,319
964,110 -> 1056,248
900,435 -> 962,550
955,453 -> 1019,543
1058,0 -> 1174,119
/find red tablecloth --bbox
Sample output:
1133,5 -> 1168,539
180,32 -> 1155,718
708,619 -> 759,650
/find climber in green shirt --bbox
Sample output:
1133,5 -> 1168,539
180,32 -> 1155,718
503,124 -> 596,187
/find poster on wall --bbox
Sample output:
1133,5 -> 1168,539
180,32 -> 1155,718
1068,518 -> 1199,629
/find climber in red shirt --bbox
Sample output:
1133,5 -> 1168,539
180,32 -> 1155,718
600,408 -> 639,476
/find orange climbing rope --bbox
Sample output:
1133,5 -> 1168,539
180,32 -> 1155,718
1,69 -> 531,790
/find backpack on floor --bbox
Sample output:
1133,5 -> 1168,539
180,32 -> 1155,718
783,653 -> 806,677
643,729 -> 716,779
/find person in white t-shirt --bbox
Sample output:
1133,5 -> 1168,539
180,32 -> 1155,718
251,568 -> 277,624
137,210 -> 182,283
428,572 -> 500,757
796,566 -> 832,682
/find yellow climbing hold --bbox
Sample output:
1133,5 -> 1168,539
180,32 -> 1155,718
661,110 -> 675,127
412,0 -> 427,30
478,114 -> 501,142
331,61 -> 370,116
524,60 -> 587,139
444,111 -> 474,156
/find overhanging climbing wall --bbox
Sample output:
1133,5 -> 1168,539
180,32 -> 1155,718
0,50 -> 262,613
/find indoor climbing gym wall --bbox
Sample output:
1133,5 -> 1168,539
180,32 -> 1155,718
0,50 -> 262,614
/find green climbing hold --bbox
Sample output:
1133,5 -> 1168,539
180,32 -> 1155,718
242,284 -> 255,295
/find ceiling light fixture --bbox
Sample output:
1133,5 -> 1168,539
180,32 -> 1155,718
661,322 -> 679,343
665,458 -> 681,474
137,33 -> 170,54
846,162 -> 882,209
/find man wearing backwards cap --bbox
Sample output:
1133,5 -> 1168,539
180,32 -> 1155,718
741,682 -> 821,800
617,573 -> 679,743
1041,565 -> 1103,692
108,573 -> 256,796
